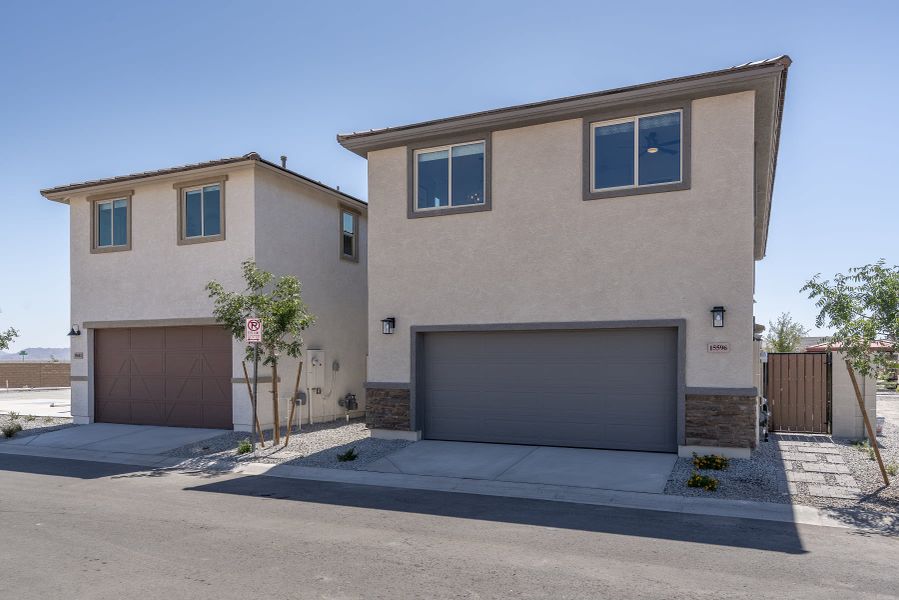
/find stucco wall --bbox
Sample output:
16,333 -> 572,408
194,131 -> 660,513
831,353 -> 877,439
366,91 -> 757,389
237,167 -> 368,431
68,166 -> 256,423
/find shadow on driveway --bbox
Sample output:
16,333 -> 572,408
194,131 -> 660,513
185,473 -> 808,554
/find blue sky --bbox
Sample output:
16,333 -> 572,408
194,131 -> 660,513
1,0 -> 896,349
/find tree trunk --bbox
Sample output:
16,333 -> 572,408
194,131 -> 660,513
272,361 -> 280,445
845,360 -> 889,485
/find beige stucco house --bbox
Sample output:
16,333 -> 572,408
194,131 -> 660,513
41,153 -> 367,432
338,57 -> 791,457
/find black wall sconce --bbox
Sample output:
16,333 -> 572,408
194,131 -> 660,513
381,317 -> 396,335
67,324 -> 81,336
711,306 -> 726,328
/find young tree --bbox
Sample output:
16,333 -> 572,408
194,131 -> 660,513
764,312 -> 809,352
206,260 -> 314,444
0,326 -> 17,353
0,306 -> 18,353
803,260 -> 898,484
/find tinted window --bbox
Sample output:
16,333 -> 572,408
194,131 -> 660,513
185,190 -> 202,237
203,185 -> 221,236
417,149 -> 449,209
451,142 -> 485,206
638,112 -> 681,185
97,202 -> 112,247
112,199 -> 128,246
594,122 -> 634,189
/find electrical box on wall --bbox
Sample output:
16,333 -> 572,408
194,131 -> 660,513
307,349 -> 325,393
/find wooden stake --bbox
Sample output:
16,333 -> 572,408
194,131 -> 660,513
283,361 -> 304,445
241,361 -> 266,447
846,360 -> 889,485
271,361 -> 281,444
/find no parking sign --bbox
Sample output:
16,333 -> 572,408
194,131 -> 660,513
245,318 -> 263,343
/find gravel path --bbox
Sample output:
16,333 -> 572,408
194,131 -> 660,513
0,414 -> 74,439
832,395 -> 899,512
164,418 -> 411,470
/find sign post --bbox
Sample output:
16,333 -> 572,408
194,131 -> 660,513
245,318 -> 263,448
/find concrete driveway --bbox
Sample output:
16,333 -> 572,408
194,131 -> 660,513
363,440 -> 677,493
0,388 -> 71,417
5,423 -> 223,455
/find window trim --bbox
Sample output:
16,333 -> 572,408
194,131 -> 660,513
406,132 -> 492,219
583,103 -> 691,201
339,205 -> 360,262
88,190 -> 133,254
173,176 -> 227,245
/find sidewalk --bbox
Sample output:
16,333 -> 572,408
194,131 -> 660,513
1,439 -> 895,534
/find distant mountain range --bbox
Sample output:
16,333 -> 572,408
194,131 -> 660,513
0,347 -> 70,362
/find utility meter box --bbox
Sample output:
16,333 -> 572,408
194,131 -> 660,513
307,349 -> 326,392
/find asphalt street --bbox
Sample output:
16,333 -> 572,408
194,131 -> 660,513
1,454 -> 896,599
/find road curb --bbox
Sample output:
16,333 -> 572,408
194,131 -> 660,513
1,442 -> 895,533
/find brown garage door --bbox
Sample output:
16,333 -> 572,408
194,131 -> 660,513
95,326 -> 232,428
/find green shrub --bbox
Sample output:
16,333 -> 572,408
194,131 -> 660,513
24,414 -> 36,422
692,453 -> 729,470
852,439 -> 877,461
887,463 -> 899,477
337,447 -> 358,462
687,472 -> 719,491
7,411 -> 19,421
2,422 -> 23,438
236,439 -> 253,455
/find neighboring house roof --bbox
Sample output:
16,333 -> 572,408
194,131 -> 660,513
337,56 -> 791,260
40,152 -> 366,208
804,341 -> 896,353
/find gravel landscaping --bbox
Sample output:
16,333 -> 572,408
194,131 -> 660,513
665,438 -> 790,504
666,395 -> 899,513
832,394 -> 899,512
164,418 -> 412,470
0,413 -> 73,439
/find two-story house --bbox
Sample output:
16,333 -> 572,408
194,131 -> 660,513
41,152 -> 367,431
338,57 -> 790,457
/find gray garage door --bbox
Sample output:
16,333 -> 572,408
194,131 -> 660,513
420,328 -> 677,452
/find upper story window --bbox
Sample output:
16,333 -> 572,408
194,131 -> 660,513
585,108 -> 689,200
175,177 -> 226,244
409,136 -> 491,218
341,208 -> 358,261
89,191 -> 132,253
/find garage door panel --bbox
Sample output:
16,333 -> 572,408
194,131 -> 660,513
164,326 -> 204,348
202,352 -> 232,377
95,326 -> 232,428
130,327 -> 165,349
421,328 -> 677,452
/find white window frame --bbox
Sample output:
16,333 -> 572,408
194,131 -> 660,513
182,183 -> 221,239
96,198 -> 128,248
590,109 -> 683,193
413,140 -> 486,212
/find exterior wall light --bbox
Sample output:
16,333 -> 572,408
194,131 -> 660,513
67,324 -> 81,336
381,317 -> 396,335
711,306 -> 726,328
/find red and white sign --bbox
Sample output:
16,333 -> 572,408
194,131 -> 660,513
245,318 -> 263,343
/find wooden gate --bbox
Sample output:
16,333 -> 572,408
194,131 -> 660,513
764,352 -> 831,433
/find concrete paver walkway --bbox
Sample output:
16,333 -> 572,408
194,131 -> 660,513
773,435 -> 861,499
